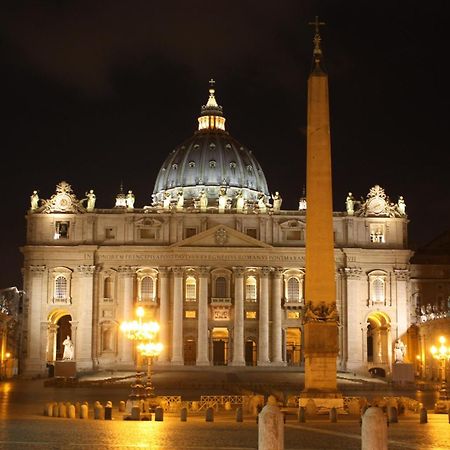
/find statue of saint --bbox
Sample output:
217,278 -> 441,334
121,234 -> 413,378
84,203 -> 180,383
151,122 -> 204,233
86,189 -> 96,211
236,190 -> 245,213
126,190 -> 135,209
62,336 -> 74,360
199,190 -> 208,212
272,191 -> 282,212
394,339 -> 406,363
30,190 -> 39,210
397,196 -> 406,215
163,191 -> 171,210
176,189 -> 184,210
218,187 -> 228,212
346,192 -> 355,215
257,194 -> 267,213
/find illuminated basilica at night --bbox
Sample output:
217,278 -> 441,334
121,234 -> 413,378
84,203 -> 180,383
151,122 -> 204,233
18,47 -> 449,381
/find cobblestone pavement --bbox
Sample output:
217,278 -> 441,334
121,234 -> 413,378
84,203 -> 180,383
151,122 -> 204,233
0,373 -> 447,449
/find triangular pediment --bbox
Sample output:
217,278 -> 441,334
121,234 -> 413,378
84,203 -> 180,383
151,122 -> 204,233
170,224 -> 272,248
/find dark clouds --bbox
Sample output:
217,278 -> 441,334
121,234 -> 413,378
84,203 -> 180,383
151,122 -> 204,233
0,1 -> 449,288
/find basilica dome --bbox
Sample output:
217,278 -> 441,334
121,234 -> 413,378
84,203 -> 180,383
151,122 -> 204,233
152,82 -> 270,210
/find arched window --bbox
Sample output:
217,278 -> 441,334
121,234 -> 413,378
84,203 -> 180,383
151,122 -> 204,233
287,278 -> 300,301
141,276 -> 154,301
186,276 -> 197,301
215,276 -> 227,298
55,276 -> 67,300
370,277 -> 385,302
245,276 -> 257,302
104,277 -> 113,299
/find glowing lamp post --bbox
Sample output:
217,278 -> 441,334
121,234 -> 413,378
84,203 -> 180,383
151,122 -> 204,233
120,307 -> 162,401
430,336 -> 449,401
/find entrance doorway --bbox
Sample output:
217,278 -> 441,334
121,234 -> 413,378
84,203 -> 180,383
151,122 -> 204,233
285,328 -> 301,366
184,338 -> 196,365
212,328 -> 228,366
56,315 -> 72,360
245,339 -> 256,366
366,312 -> 391,367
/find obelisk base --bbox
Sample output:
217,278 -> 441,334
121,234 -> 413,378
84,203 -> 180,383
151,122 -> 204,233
302,321 -> 340,394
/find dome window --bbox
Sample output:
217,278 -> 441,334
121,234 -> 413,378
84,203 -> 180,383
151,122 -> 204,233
209,142 -> 216,149
229,162 -> 237,169
189,161 -> 196,168
172,164 -> 178,170
247,165 -> 253,172
226,144 -> 232,150
194,144 -> 200,149
209,160 -> 216,168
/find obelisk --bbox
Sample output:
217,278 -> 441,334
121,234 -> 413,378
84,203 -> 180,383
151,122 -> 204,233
303,17 -> 339,394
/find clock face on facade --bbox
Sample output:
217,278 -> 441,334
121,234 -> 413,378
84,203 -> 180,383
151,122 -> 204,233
55,194 -> 71,211
367,197 -> 386,215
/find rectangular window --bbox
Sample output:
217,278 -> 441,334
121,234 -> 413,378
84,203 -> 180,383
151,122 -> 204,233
286,230 -> 301,241
185,227 -> 197,238
369,224 -> 385,243
105,227 -> 115,239
287,311 -> 300,319
54,221 -> 69,240
245,228 -> 257,239
245,311 -> 257,319
140,228 -> 157,239
185,310 -> 196,319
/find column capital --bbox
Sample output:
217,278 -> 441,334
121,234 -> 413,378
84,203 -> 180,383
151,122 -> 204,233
198,266 -> 210,277
260,267 -> 272,277
171,267 -> 184,276
158,267 -> 170,277
342,267 -> 363,280
117,266 -> 136,277
394,269 -> 409,281
75,265 -> 96,276
272,268 -> 284,278
232,267 -> 246,277
29,265 -> 46,274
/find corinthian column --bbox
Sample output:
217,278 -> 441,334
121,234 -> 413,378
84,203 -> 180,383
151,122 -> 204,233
117,266 -> 135,366
158,267 -> 170,364
272,268 -> 283,364
258,267 -> 271,365
232,267 -> 245,366
171,267 -> 184,365
196,267 -> 210,365
73,265 -> 95,370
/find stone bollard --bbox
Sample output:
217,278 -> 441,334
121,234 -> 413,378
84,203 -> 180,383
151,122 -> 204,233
419,407 -> 428,424
68,404 -> 76,419
298,406 -> 306,423
258,396 -> 284,450
52,403 -> 59,418
104,401 -> 113,420
205,407 -> 214,422
180,407 -> 188,422
236,406 -> 243,422
80,404 -> 89,419
155,406 -> 164,421
94,402 -> 103,420
58,403 -> 67,418
361,407 -> 387,450
118,401 -> 126,413
388,406 -> 398,423
329,407 -> 337,423
131,406 -> 141,420
44,403 -> 51,417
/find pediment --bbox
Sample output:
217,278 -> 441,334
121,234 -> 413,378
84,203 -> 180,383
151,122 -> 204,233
170,224 -> 272,248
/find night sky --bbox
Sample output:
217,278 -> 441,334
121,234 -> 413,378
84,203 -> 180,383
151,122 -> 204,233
1,1 -> 449,288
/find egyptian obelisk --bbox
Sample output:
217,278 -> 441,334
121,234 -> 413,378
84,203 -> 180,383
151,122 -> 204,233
303,17 -> 339,394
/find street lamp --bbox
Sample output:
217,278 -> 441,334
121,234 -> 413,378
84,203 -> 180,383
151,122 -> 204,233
120,306 -> 163,404
430,336 -> 449,401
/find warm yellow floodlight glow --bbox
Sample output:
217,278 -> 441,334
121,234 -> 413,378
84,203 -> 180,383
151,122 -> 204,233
136,306 -> 145,318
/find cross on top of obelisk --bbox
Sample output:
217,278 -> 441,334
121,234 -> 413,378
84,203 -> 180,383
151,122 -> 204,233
308,16 -> 326,57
